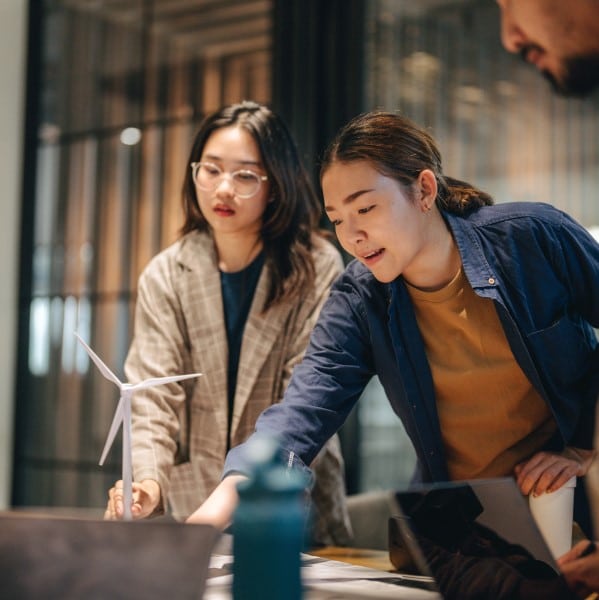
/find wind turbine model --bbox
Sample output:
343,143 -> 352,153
75,332 -> 202,520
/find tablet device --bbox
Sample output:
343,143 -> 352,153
389,478 -> 564,598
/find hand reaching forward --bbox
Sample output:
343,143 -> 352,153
104,479 -> 162,520
514,447 -> 596,496
186,474 -> 247,530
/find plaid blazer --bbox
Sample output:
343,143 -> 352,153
126,230 -> 352,544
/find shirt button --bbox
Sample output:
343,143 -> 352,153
488,277 -> 495,285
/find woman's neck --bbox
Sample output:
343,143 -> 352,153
213,232 -> 263,273
403,211 -> 461,292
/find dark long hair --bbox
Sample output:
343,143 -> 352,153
181,101 -> 322,311
321,111 -> 493,213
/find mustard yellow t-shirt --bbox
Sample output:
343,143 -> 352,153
405,268 -> 557,480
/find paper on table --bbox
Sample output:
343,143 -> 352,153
75,332 -> 202,520
204,553 -> 440,600
302,557 -> 438,599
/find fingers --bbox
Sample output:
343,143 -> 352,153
105,480 -> 124,520
559,552 -> 599,598
105,480 -> 144,520
515,451 -> 579,496
130,482 -> 147,517
558,540 -> 595,566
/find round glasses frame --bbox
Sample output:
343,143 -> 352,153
191,161 -> 268,199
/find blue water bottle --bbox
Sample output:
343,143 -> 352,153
232,435 -> 308,600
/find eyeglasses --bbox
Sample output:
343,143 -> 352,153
191,161 -> 268,198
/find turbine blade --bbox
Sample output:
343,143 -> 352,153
75,332 -> 123,389
130,372 -> 202,391
99,394 -> 124,466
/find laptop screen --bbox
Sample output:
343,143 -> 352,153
0,512 -> 219,600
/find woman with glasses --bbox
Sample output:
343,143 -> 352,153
104,100 -> 352,546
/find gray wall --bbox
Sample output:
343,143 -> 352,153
0,0 -> 27,509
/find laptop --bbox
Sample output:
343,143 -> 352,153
0,511 -> 219,600
388,478 -> 562,596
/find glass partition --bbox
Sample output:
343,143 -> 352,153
14,0 -> 273,509
357,0 -> 599,492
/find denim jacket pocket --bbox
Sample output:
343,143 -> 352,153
527,314 -> 594,384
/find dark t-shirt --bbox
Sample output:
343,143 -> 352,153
220,252 -> 265,446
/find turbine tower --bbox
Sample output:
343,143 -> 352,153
75,333 -> 202,520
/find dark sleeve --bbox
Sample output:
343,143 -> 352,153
558,214 -> 599,447
555,211 -> 599,327
518,578 -> 579,600
421,537 -> 578,600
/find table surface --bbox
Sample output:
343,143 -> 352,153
309,546 -> 395,572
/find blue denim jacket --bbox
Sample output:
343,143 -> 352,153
225,202 -> 599,484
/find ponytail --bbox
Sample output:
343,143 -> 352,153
437,176 -> 494,214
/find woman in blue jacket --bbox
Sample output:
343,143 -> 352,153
189,111 -> 598,543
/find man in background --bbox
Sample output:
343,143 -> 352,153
496,0 -> 599,97
497,2 -> 599,595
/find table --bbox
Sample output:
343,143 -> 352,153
308,545 -> 394,572
204,541 -> 441,600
